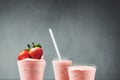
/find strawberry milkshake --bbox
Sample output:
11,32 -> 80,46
52,59 -> 72,80
17,42 -> 46,80
68,65 -> 96,80
17,58 -> 46,80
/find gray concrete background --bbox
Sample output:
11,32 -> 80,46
0,0 -> 120,79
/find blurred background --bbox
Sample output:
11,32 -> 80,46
0,0 -> 120,80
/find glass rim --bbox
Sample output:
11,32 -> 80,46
52,57 -> 73,60
68,63 -> 97,68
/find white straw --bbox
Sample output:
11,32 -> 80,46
49,28 -> 62,60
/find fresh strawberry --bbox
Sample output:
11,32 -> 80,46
18,49 -> 30,60
29,47 -> 43,59
28,42 -> 43,59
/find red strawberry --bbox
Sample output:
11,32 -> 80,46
29,47 -> 43,59
17,42 -> 43,60
18,50 -> 30,60
27,42 -> 43,59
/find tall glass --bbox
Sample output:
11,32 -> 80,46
68,64 -> 96,80
17,58 -> 46,80
52,59 -> 72,80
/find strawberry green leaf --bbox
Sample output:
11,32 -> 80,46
32,42 -> 35,48
36,44 -> 42,48
27,44 -> 31,48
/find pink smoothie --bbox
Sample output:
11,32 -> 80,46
52,60 -> 72,80
68,65 -> 96,80
17,58 -> 46,80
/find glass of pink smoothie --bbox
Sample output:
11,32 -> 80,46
68,64 -> 96,80
52,59 -> 72,80
17,58 -> 46,80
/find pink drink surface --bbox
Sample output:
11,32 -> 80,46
68,66 -> 96,80
52,60 -> 72,80
17,58 -> 46,80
